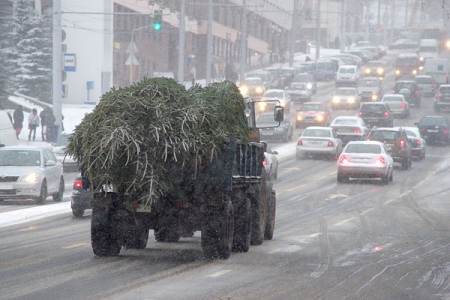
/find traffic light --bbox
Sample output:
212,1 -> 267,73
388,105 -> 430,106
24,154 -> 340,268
154,10 -> 162,31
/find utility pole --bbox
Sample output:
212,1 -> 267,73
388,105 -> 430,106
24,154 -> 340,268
390,0 -> 395,44
383,0 -> 388,47
52,0 -> 62,139
206,0 -> 213,84
404,0 -> 408,27
315,0 -> 321,61
239,0 -> 247,83
365,0 -> 370,41
341,0 -> 346,51
177,1 -> 185,84
289,0 -> 298,67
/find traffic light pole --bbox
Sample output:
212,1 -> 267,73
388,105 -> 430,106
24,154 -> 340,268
177,1 -> 185,84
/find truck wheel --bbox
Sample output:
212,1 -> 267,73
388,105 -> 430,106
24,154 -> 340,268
202,200 -> 234,259
72,208 -> 84,218
91,206 -> 121,256
154,227 -> 180,242
232,197 -> 252,252
250,178 -> 267,246
264,190 -> 276,240
123,225 -> 149,249
53,177 -> 64,202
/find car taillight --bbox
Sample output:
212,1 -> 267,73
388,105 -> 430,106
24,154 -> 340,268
297,139 -> 303,145
339,155 -> 349,164
435,93 -> 441,101
401,102 -> 406,108
73,179 -> 83,190
415,90 -> 420,96
353,128 -> 361,133
375,156 -> 385,166
327,141 -> 334,147
443,129 -> 449,134
384,111 -> 389,117
400,140 -> 406,147
392,90 -> 396,94
262,158 -> 267,167
415,140 -> 421,146
358,111 -> 363,117
432,83 -> 436,89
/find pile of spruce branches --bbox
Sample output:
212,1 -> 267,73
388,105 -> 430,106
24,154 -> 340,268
66,77 -> 249,204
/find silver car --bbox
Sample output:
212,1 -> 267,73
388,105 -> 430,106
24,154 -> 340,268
414,75 -> 436,97
0,145 -> 64,204
337,141 -> 394,184
296,126 -> 343,160
381,94 -> 410,118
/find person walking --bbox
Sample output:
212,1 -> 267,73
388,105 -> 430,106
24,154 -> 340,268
28,108 -> 40,142
39,107 -> 49,141
13,105 -> 24,139
45,108 -> 56,142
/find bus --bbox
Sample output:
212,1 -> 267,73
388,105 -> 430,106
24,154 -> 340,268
395,53 -> 420,80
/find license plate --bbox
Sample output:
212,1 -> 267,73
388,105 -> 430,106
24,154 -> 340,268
305,119 -> 315,123
0,183 -> 13,190
427,129 -> 438,133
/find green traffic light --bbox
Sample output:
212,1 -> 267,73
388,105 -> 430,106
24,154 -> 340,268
154,23 -> 161,31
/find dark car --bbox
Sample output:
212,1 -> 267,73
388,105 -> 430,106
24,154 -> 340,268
71,174 -> 93,217
358,102 -> 394,128
289,73 -> 317,94
415,115 -> 450,145
367,127 -> 412,170
362,60 -> 386,78
392,80 -> 421,107
433,84 -> 450,112
358,76 -> 384,102
257,112 -> 293,142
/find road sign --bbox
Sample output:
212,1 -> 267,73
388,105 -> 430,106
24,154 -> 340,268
125,53 -> 139,66
64,53 -> 76,72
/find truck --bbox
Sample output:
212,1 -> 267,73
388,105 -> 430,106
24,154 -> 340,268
67,78 -> 283,259
423,58 -> 450,85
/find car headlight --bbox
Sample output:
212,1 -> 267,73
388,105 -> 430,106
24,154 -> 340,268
21,173 -> 40,184
371,94 -> 378,101
316,115 -> 324,122
240,86 -> 249,96
259,102 -> 267,110
332,96 -> 340,103
395,70 -> 400,75
348,97 -> 355,103
446,40 -> 450,49
377,68 -> 384,74
279,100 -> 285,107
365,68 -> 371,74
420,56 -> 424,61
419,66 -> 424,70
306,83 -> 312,89
255,86 -> 263,94
297,115 -> 304,121
412,69 -> 417,75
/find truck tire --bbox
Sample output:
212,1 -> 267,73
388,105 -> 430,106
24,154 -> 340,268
264,190 -> 276,240
123,225 -> 149,249
154,227 -> 180,242
250,177 -> 268,246
232,197 -> 252,252
91,206 -> 121,256
201,200 -> 234,259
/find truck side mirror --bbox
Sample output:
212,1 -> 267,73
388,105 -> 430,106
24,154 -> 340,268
274,106 -> 284,122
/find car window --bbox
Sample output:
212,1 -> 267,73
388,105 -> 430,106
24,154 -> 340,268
414,77 -> 433,84
345,144 -> 381,154
420,117 -> 447,126
369,130 -> 400,141
361,104 -> 385,113
293,74 -> 312,82
264,91 -> 284,98
358,79 -> 379,86
300,104 -> 324,111
256,114 -> 277,125
405,129 -> 417,137
0,150 -> 41,167
383,97 -> 402,102
439,87 -> 450,93
336,89 -> 357,95
333,118 -> 358,125
339,67 -> 355,74
303,128 -> 331,138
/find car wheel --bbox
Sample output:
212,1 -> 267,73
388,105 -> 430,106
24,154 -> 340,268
36,180 -> 47,205
72,208 -> 84,218
381,173 -> 389,185
53,177 -> 64,202
408,157 -> 412,169
401,159 -> 408,170
389,169 -> 394,182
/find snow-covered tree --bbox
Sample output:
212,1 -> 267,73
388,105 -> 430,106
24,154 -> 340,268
10,0 -> 52,102
0,0 -> 15,101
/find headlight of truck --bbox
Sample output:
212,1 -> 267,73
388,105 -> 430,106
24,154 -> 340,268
316,115 -> 324,122
21,173 -> 40,184
371,94 -> 378,101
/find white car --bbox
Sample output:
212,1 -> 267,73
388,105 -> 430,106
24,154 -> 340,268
263,151 -> 279,180
335,65 -> 360,87
259,89 -> 291,113
0,145 -> 64,204
330,116 -> 369,145
337,141 -> 394,184
296,126 -> 343,160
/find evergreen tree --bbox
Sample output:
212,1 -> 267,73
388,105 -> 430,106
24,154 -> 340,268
11,0 -> 52,102
0,0 -> 14,102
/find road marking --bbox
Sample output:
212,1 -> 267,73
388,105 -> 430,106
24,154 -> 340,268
207,270 -> 231,278
18,225 -> 38,232
63,242 -> 89,249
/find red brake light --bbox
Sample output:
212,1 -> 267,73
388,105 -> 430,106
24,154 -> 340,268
415,90 -> 420,96
443,129 -> 449,134
73,179 -> 83,189
358,111 -> 363,117
392,90 -> 396,94
339,155 -> 349,164
353,128 -> 361,133
375,156 -> 385,165
384,111 -> 389,117
262,158 -> 267,167
401,102 -> 406,108
400,140 -> 405,147
435,93 -> 441,101
297,139 -> 303,145
415,140 -> 421,146
327,141 -> 334,147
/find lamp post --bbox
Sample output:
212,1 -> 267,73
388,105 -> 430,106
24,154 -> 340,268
129,24 -> 153,84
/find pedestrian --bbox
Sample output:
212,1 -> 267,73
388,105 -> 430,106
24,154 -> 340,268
28,108 -> 40,142
45,108 -> 56,142
13,105 -> 24,139
39,107 -> 49,141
